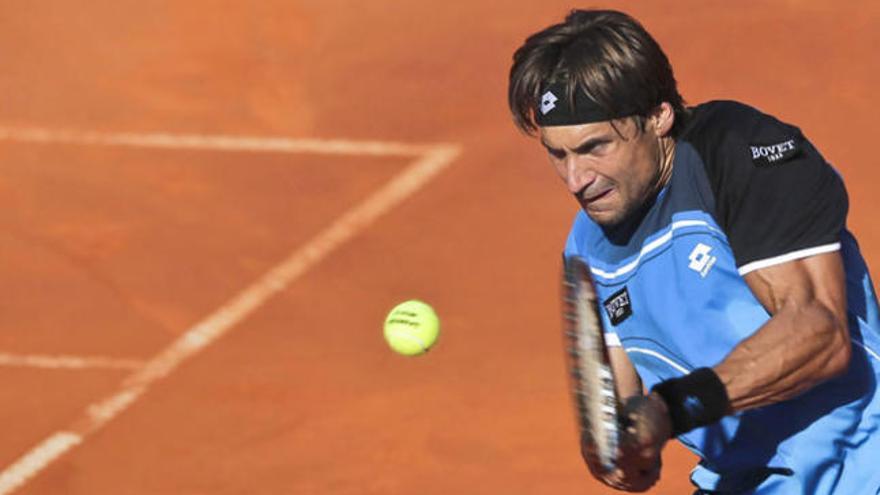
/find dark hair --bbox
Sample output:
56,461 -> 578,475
508,9 -> 687,136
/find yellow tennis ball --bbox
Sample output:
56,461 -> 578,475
383,300 -> 440,356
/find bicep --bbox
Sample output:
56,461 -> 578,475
742,251 -> 847,321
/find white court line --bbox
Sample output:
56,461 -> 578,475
0,353 -> 143,371
0,129 -> 461,494
0,126 -> 441,157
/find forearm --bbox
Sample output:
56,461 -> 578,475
714,301 -> 850,412
609,345 -> 643,399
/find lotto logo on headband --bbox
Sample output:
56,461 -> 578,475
535,82 -> 637,127
540,91 -> 558,115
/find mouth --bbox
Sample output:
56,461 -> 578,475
583,188 -> 613,205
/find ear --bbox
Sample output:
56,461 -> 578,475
650,102 -> 675,137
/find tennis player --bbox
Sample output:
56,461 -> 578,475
509,9 -> 880,494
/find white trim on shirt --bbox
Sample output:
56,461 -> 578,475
590,219 -> 722,281
737,242 -> 841,276
625,347 -> 690,374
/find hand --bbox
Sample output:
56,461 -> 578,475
580,393 -> 672,492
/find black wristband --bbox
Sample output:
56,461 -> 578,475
651,368 -> 731,436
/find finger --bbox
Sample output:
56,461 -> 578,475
615,466 -> 660,492
630,459 -> 662,491
601,469 -> 628,491
609,453 -> 661,491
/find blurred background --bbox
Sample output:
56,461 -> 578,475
0,1 -> 877,493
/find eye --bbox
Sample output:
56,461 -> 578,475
579,141 -> 610,156
571,138 -> 613,157
546,147 -> 566,160
590,142 -> 609,155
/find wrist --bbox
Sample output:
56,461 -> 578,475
651,368 -> 731,436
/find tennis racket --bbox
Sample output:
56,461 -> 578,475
562,255 -> 621,473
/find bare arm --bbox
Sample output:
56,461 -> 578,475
714,251 -> 850,412
610,345 -> 643,400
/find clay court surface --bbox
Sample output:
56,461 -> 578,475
0,1 -> 877,493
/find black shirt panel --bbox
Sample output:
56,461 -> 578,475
679,101 -> 848,269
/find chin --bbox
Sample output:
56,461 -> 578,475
582,198 -> 640,227
579,193 -> 628,227
584,208 -> 625,226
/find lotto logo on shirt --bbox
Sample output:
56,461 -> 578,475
688,243 -> 717,278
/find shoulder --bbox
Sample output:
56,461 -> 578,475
676,101 -> 847,271
680,100 -> 803,158
677,99 -> 821,199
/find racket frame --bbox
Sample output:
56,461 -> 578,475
562,255 -> 621,473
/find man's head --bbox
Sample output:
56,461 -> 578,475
508,9 -> 686,226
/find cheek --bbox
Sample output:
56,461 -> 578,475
605,154 -> 638,191
626,149 -> 657,189
608,154 -> 653,203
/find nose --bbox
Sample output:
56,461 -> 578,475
563,156 -> 596,195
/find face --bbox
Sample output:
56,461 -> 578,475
539,118 -> 664,227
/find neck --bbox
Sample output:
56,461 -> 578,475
654,136 -> 676,192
